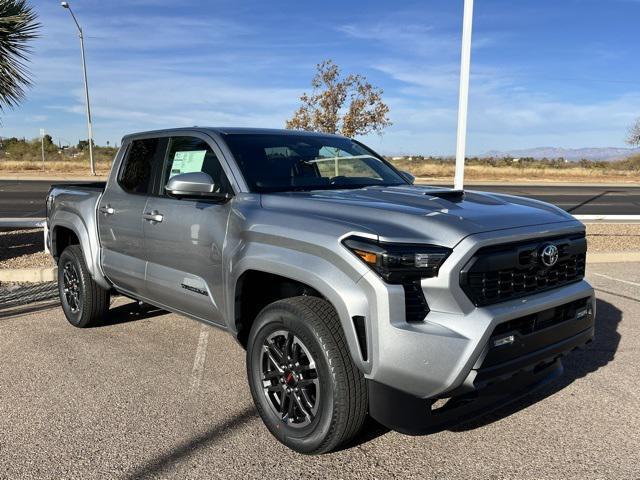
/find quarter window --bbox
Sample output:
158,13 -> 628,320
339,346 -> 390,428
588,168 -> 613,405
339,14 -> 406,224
119,138 -> 162,194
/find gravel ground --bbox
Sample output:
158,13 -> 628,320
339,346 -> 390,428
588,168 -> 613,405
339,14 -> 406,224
0,228 -> 53,269
0,267 -> 638,479
586,223 -> 640,252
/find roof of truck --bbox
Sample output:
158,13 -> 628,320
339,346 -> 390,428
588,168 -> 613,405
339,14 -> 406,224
122,127 -> 346,141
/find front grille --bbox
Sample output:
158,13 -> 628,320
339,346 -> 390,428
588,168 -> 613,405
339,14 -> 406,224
492,297 -> 589,338
461,233 -> 587,307
403,281 -> 430,322
479,297 -> 593,372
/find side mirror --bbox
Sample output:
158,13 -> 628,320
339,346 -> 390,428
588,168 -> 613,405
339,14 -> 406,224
401,170 -> 416,184
165,172 -> 230,200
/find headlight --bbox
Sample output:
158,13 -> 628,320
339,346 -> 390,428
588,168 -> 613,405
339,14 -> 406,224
343,236 -> 451,284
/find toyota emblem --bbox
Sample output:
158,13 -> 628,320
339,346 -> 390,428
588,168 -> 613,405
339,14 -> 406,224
539,244 -> 559,267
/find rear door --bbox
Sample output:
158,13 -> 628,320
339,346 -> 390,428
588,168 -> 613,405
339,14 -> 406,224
142,134 -> 234,325
98,136 -> 167,296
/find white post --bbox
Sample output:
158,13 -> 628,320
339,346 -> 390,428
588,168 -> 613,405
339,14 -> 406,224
62,2 -> 96,176
454,0 -> 475,191
78,30 -> 95,176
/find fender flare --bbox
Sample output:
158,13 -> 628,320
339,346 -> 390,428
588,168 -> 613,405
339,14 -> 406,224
229,247 -> 372,374
51,212 -> 110,289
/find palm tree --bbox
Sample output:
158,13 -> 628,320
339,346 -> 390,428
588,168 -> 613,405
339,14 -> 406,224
0,0 -> 40,113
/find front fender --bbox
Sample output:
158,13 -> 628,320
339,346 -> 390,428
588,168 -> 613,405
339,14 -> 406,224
229,242 -> 373,374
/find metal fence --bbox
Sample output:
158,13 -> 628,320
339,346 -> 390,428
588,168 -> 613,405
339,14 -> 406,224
0,282 -> 58,310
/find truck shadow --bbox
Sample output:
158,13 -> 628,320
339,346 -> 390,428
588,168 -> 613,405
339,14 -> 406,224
346,297 -> 622,447
100,299 -> 168,326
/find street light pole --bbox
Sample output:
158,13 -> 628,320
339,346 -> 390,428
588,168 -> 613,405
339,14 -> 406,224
454,0 -> 474,191
61,1 -> 95,176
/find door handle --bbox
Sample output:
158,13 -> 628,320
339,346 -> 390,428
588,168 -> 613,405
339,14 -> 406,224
99,204 -> 115,215
143,211 -> 164,223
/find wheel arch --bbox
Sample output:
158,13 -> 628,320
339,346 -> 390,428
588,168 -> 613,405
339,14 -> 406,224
50,213 -> 109,289
230,256 -> 371,373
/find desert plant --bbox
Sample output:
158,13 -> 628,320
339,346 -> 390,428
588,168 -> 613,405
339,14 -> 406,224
627,118 -> 640,146
0,0 -> 40,114
286,60 -> 391,137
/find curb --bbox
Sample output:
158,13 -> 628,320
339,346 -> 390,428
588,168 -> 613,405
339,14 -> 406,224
586,251 -> 640,264
416,180 -> 640,187
0,218 -> 45,228
0,267 -> 57,283
575,215 -> 640,223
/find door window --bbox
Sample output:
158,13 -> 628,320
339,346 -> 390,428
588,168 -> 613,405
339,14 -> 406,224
118,138 -> 163,194
162,136 -> 232,195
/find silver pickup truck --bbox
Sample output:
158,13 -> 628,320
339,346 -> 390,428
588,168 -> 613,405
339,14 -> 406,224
46,127 -> 595,454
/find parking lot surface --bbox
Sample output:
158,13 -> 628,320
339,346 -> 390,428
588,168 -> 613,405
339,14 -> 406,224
1,265 -> 638,479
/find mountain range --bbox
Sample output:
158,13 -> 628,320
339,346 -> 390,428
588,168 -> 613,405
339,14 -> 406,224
481,147 -> 640,162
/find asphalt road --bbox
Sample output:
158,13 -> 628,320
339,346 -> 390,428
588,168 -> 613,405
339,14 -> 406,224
0,266 -> 638,479
0,180 -> 639,217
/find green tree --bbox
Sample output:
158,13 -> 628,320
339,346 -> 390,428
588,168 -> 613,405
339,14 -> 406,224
0,0 -> 40,114
77,139 -> 95,150
286,60 -> 392,137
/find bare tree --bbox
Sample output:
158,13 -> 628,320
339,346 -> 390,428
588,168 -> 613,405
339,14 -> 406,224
628,118 -> 640,146
286,60 -> 392,137
0,0 -> 40,114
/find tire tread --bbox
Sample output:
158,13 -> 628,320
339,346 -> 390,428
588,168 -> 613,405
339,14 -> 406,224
269,296 -> 367,454
59,245 -> 110,328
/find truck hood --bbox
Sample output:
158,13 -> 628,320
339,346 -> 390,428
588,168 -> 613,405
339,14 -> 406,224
260,185 -> 578,248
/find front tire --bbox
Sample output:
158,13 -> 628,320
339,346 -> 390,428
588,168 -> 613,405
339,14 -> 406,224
58,245 -> 110,328
246,296 -> 367,454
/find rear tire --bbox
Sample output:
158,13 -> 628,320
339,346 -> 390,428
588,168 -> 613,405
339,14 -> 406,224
58,245 -> 110,328
246,296 -> 367,454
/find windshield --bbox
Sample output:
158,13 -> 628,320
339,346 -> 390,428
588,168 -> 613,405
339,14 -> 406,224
222,133 -> 408,193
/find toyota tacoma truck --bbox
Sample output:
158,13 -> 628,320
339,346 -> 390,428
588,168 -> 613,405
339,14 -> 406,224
46,127 -> 595,454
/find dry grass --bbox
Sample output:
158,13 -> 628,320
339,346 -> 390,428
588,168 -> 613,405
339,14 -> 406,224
391,160 -> 640,183
0,159 -> 112,176
1,157 -> 639,183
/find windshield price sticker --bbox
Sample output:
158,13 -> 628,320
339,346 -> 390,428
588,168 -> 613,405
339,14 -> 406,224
170,150 -> 206,178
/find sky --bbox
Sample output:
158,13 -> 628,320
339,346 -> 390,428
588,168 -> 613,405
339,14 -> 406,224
1,0 -> 639,155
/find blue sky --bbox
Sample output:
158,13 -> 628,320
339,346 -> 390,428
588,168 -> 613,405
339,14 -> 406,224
2,0 -> 639,155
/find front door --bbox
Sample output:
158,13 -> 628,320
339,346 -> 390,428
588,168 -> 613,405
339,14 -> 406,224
98,137 -> 167,296
143,134 -> 234,325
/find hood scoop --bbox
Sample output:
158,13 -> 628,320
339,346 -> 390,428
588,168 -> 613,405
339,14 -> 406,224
421,189 -> 465,201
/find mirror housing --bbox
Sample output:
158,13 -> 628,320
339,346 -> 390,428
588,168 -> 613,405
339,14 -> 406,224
165,172 -> 230,200
401,170 -> 416,184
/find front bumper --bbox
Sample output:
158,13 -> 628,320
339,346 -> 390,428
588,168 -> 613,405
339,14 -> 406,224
367,296 -> 594,434
356,222 -> 595,399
